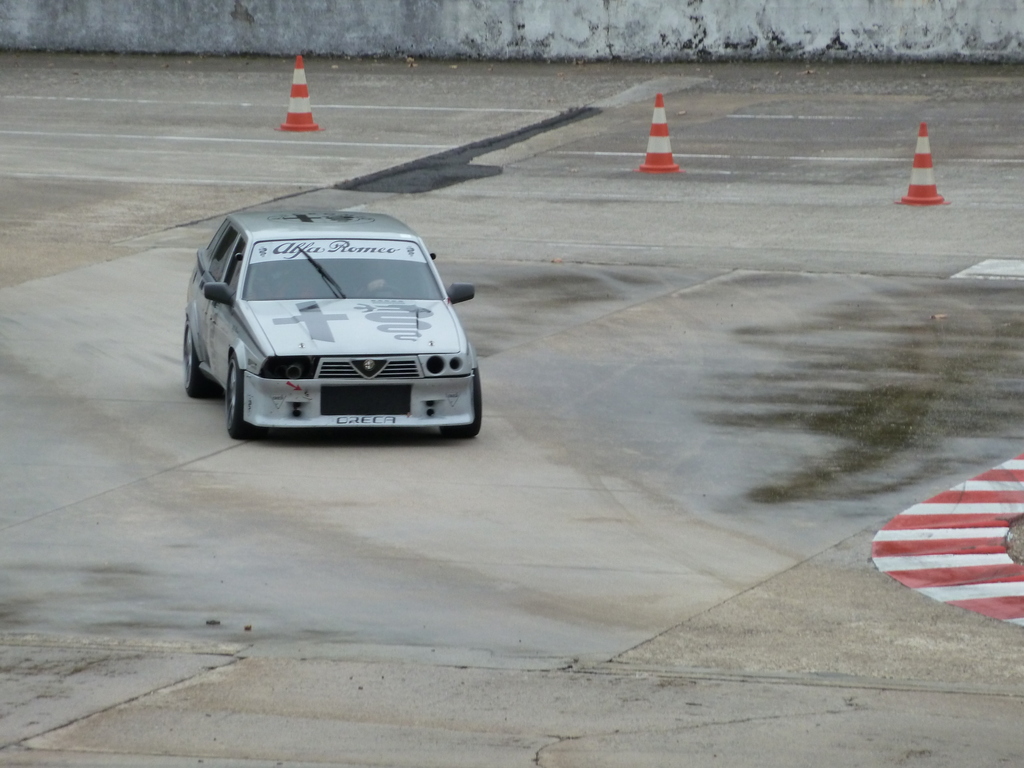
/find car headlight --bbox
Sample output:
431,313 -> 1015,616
260,356 -> 315,380
422,354 -> 466,376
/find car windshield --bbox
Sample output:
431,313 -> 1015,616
243,238 -> 444,301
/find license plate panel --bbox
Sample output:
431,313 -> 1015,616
321,385 -> 411,416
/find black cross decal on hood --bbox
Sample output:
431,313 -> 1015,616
273,302 -> 348,342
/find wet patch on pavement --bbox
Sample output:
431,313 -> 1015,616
709,279 -> 1024,503
439,261 -> 720,357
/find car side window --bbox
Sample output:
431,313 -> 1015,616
208,226 -> 240,282
224,237 -> 247,292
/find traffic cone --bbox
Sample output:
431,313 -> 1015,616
637,93 -> 681,174
279,55 -> 321,132
897,122 -> 947,205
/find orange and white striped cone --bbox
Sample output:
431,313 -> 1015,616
897,122 -> 947,205
637,93 -> 681,174
279,55 -> 321,132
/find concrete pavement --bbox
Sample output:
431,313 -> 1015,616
4,56 -> 1024,766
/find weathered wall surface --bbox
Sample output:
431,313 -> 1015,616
0,0 -> 1021,61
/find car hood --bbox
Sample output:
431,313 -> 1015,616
247,298 -> 463,355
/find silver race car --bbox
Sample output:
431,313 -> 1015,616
184,211 -> 481,439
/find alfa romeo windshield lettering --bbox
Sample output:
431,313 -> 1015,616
271,240 -> 403,256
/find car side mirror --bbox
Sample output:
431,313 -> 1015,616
204,282 -> 235,306
446,282 -> 474,304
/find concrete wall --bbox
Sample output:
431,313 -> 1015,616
1,0 -> 1022,61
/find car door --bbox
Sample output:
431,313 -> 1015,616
195,225 -> 241,378
188,222 -> 225,361
207,233 -> 247,384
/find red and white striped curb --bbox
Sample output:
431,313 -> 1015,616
871,455 -> 1024,625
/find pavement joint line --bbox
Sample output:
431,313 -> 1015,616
7,657 -> 245,751
0,439 -> 253,534
581,662 -> 1024,699
5,632 -> 1022,700
0,633 -> 245,656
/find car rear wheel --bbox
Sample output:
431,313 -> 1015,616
440,369 -> 482,439
183,323 -> 220,398
226,355 -> 268,440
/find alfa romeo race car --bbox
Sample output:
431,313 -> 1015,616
183,210 -> 481,439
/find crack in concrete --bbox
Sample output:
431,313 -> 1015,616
533,703 -> 862,766
2,655 -> 242,752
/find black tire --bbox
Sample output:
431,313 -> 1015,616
183,323 -> 220,398
440,369 -> 482,439
226,355 -> 268,440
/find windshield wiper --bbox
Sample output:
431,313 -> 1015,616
296,246 -> 346,299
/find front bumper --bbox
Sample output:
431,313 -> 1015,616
243,371 -> 476,428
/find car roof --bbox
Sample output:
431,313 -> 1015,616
226,211 -> 421,241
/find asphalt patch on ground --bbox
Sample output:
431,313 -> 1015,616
335,106 -> 599,194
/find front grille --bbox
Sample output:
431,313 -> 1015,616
317,357 -> 422,379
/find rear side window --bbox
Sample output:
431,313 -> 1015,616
208,226 -> 241,281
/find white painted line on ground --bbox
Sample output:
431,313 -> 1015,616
951,259 -> 1024,280
0,95 -> 553,114
955,481 -> 1024,491
900,503 -> 1024,516
918,581 -> 1024,602
317,104 -> 555,114
555,151 -> 902,162
0,147 -> 365,163
554,151 -> 1024,164
727,114 -> 865,120
547,241 -> 667,251
873,528 -> 1009,542
1,96 -> 264,107
0,129 -> 451,150
874,554 -> 1015,572
726,114 -> 1003,124
0,171 -> 319,186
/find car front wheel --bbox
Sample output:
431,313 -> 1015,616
183,323 -> 220,398
226,356 -> 268,440
440,369 -> 482,439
